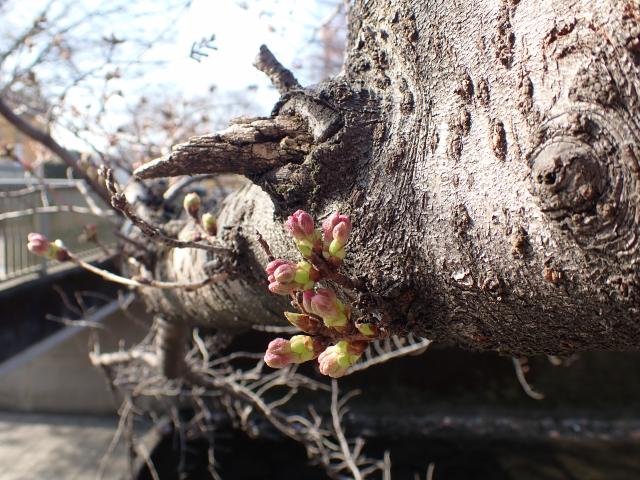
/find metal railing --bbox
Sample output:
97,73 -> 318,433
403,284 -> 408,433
0,178 -> 117,282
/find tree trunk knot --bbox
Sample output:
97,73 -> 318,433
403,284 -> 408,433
529,110 -> 640,261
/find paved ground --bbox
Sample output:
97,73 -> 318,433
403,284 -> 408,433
0,413 -> 129,480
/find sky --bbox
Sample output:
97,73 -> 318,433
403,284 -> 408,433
160,0 -> 326,112
1,0 -> 345,151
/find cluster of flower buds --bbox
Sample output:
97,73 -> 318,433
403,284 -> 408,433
183,192 -> 219,237
266,259 -> 319,295
264,335 -> 324,368
302,288 -> 348,328
263,209 -> 372,378
321,211 -> 352,264
27,233 -> 70,261
183,192 -> 201,217
318,340 -> 367,378
286,209 -> 321,258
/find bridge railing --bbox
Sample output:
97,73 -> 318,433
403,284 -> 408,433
0,178 -> 117,282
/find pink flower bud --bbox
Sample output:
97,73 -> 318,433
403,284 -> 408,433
286,209 -> 315,241
274,263 -> 297,283
317,341 -> 364,378
322,211 -> 351,262
183,192 -> 201,217
268,281 -> 298,295
333,220 -> 351,244
305,288 -> 348,328
322,211 -> 350,242
264,335 -> 320,369
27,233 -> 50,256
302,290 -> 314,313
264,338 -> 295,368
266,259 -> 289,278
310,288 -> 338,316
266,260 -> 315,295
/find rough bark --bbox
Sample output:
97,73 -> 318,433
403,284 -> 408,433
131,0 -> 640,356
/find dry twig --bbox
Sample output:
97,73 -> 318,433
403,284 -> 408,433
512,357 -> 545,400
100,166 -> 229,254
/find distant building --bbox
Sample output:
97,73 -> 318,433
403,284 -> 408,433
0,114 -> 49,178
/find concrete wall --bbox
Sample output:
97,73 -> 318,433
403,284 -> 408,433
0,298 -> 148,414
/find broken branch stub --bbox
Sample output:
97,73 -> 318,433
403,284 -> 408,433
253,44 -> 301,94
133,115 -> 313,180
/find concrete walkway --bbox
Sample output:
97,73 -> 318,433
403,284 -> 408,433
0,413 -> 128,480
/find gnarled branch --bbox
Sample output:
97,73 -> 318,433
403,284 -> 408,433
0,96 -> 113,205
133,115 -> 312,180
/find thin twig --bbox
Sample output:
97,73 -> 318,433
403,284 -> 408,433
101,166 -> 229,254
512,357 -> 545,400
347,336 -> 432,375
97,399 -> 132,480
426,462 -> 436,480
0,96 -> 113,205
251,324 -> 299,334
90,349 -> 159,368
162,174 -> 213,203
255,230 -> 275,261
331,380 -> 362,480
69,254 -> 227,291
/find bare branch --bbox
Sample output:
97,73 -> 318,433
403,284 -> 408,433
133,115 -> 312,179
162,174 -> 214,203
70,253 -> 228,291
512,357 -> 545,401
90,349 -> 159,368
426,462 -> 436,480
347,335 -> 432,375
101,167 -> 230,254
0,96 -> 113,205
331,380 -> 362,480
253,44 -> 301,94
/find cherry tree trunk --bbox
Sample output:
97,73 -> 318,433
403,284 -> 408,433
134,0 -> 640,356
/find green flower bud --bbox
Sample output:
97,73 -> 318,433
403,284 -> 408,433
50,239 -> 70,261
317,340 -> 365,378
356,323 -> 377,337
295,239 -> 313,258
183,192 -> 201,217
284,312 -> 321,333
289,335 -> 318,363
202,213 -> 217,235
294,263 -> 311,285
